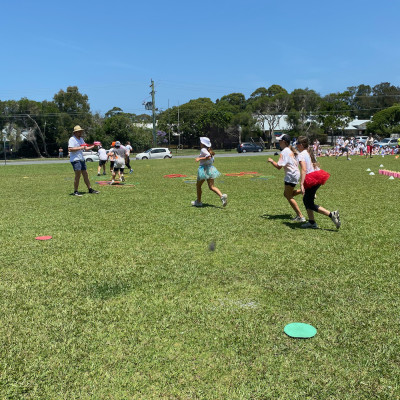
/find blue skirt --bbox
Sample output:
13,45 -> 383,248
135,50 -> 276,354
197,165 -> 221,180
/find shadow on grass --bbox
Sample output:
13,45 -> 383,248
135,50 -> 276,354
260,213 -> 291,220
69,192 -> 87,196
192,203 -> 222,209
283,221 -> 338,232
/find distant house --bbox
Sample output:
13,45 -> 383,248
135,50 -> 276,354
258,115 -> 371,138
344,116 -> 371,135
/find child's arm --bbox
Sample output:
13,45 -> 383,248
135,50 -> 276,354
268,157 -> 282,170
195,155 -> 211,162
299,161 -> 307,194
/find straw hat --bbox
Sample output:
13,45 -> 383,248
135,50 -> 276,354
73,125 -> 84,133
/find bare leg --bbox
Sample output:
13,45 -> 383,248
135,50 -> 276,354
284,186 -> 303,217
81,170 -> 92,189
196,180 -> 205,202
316,206 -> 330,216
74,170 -> 82,192
207,179 -> 222,197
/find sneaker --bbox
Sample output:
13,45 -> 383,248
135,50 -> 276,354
121,176 -> 125,182
221,194 -> 228,207
97,173 -> 100,176
331,210 -> 341,229
103,172 -> 106,175
301,221 -> 318,229
292,216 -> 306,222
73,191 -> 82,197
88,188 -> 99,194
191,200 -> 203,207
129,169 -> 133,174
111,180 -> 115,184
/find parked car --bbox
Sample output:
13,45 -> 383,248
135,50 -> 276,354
374,138 -> 398,148
135,148 -> 172,160
355,136 -> 368,144
83,150 -> 100,162
237,142 -> 263,153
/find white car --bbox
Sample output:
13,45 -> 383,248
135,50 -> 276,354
83,150 -> 100,162
135,148 -> 172,160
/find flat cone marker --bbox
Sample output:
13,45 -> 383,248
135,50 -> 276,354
284,323 -> 317,339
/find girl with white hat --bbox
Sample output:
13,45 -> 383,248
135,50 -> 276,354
191,137 -> 227,207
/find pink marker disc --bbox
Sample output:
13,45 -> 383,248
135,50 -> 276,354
35,236 -> 53,241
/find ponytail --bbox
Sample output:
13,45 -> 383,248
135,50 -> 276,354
289,144 -> 298,156
208,147 -> 215,157
297,135 -> 319,167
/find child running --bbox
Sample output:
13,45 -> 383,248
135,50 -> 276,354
268,134 -> 305,222
296,136 -> 341,229
191,137 -> 228,207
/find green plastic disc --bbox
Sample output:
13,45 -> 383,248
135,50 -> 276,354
284,323 -> 317,339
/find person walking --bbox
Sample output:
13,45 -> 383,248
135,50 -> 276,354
125,141 -> 133,173
97,145 -> 108,176
268,134 -> 305,222
58,147 -> 64,158
366,134 -> 374,158
296,136 -> 340,229
108,141 -> 128,184
191,137 -> 227,207
68,125 -> 99,196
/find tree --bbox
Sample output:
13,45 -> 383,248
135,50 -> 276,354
366,104 -> 400,135
217,93 -> 246,112
250,86 -> 290,147
286,88 -> 321,135
372,82 -> 400,111
346,84 -> 373,119
53,86 -> 93,144
317,93 -> 352,140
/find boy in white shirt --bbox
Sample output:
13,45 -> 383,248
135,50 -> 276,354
268,134 -> 305,222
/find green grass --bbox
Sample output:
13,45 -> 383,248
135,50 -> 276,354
0,155 -> 399,399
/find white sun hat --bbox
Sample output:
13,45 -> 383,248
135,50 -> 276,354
200,137 -> 211,147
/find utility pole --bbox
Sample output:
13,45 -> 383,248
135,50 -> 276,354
150,79 -> 156,145
168,99 -> 170,146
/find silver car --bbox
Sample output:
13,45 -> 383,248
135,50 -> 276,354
135,148 -> 172,160
83,150 -> 100,162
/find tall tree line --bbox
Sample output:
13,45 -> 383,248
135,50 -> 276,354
1,82 -> 400,156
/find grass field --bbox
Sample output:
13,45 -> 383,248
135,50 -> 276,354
1,154 -> 399,399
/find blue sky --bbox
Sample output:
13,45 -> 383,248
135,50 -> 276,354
1,0 -> 399,116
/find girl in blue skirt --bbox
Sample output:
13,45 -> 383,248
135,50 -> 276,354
191,137 -> 228,207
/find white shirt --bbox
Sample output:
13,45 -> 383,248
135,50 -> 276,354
199,148 -> 213,166
298,150 -> 315,175
68,135 -> 85,162
277,147 -> 300,184
125,144 -> 132,155
98,148 -> 108,161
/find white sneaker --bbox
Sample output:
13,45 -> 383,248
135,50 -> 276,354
221,194 -> 228,207
331,210 -> 341,229
111,180 -> 115,184
301,221 -> 318,229
191,200 -> 203,207
292,216 -> 306,222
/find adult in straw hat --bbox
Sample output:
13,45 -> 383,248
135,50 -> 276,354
68,125 -> 99,196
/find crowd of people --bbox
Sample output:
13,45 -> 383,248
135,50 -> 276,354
311,135 -> 400,159
68,126 -> 134,196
